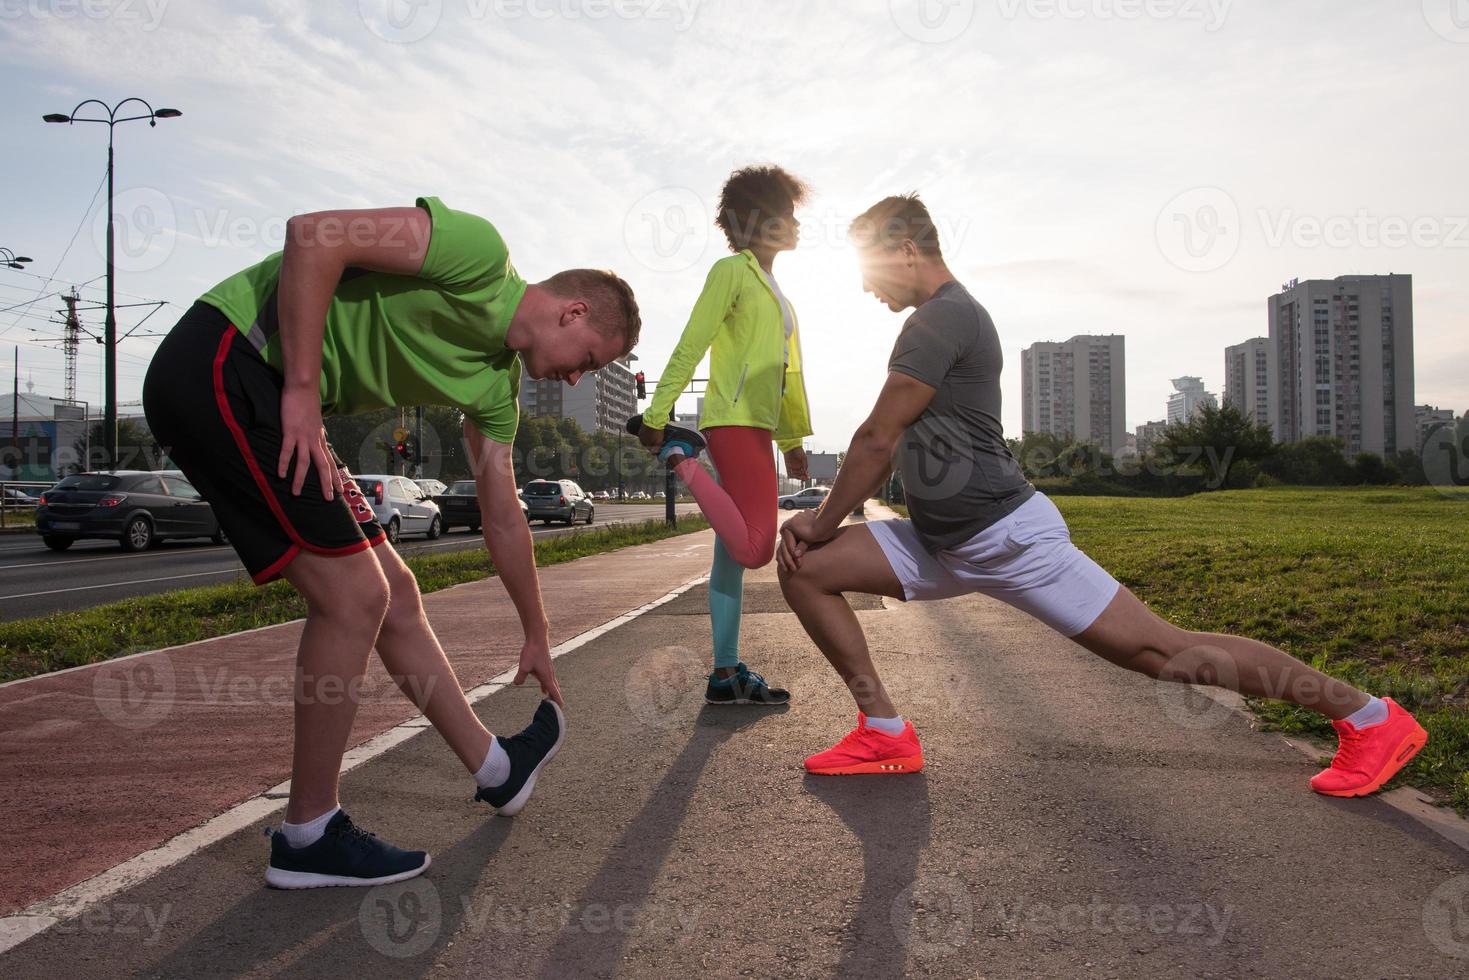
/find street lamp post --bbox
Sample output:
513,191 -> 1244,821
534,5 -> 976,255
0,248 -> 33,271
44,99 -> 181,469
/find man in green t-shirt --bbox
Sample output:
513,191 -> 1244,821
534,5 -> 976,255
142,198 -> 640,889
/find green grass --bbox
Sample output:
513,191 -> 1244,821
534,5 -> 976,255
1051,487 -> 1468,810
0,515 -> 710,684
0,509 -> 36,530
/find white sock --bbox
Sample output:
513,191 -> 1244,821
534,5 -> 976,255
474,738 -> 511,789
281,806 -> 339,848
865,715 -> 906,737
1344,696 -> 1388,730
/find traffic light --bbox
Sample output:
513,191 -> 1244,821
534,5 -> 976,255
394,439 -> 415,462
635,371 -> 646,400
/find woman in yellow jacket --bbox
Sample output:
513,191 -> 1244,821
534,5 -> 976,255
635,165 -> 813,705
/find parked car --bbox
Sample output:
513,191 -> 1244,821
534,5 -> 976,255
415,478 -> 447,498
434,480 -> 484,533
353,474 -> 442,543
521,479 -> 595,525
779,486 -> 830,510
2,487 -> 37,506
35,470 -> 224,552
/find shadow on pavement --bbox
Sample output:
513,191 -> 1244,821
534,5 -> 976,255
141,817 -> 515,979
534,703 -> 787,980
802,773 -> 932,980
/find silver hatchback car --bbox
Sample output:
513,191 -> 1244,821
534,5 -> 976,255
353,474 -> 443,543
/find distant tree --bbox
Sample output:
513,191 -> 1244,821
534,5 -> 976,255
1260,436 -> 1354,485
76,418 -> 165,472
1156,404 -> 1275,488
1393,449 -> 1427,486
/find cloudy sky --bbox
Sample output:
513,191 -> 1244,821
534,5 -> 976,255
2,0 -> 1466,450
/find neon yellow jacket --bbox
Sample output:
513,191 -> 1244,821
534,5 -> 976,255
643,250 -> 813,452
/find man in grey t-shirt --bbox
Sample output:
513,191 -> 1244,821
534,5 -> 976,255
887,278 -> 1033,552
773,194 -> 1425,798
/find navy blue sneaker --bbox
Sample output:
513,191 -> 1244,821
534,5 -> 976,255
625,413 -> 706,460
264,810 -> 429,889
474,699 -> 565,817
706,662 -> 791,705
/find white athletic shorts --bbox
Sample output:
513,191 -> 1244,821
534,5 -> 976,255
867,492 -> 1121,638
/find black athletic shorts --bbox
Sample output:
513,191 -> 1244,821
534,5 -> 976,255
142,301 -> 386,584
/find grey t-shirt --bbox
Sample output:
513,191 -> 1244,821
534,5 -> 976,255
887,280 -> 1034,553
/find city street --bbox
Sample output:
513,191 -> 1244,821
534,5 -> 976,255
2,510 -> 1465,977
0,503 -> 697,621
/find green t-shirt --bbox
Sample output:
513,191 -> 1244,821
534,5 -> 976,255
199,196 -> 526,443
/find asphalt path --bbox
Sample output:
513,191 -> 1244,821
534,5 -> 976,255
0,503 -> 697,621
4,544 -> 1464,977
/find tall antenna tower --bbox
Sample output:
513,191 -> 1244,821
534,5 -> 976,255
61,289 -> 82,405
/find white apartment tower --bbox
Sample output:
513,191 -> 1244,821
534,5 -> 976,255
1267,275 -> 1414,455
1021,335 -> 1126,455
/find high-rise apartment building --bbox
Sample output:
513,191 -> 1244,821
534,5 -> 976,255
1020,335 -> 1126,454
1224,338 -> 1272,429
1267,275 -> 1414,455
518,357 -> 639,435
1166,376 -> 1218,424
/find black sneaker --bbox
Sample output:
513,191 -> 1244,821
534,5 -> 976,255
474,699 -> 565,816
625,413 -> 707,458
264,810 -> 429,889
705,663 -> 791,705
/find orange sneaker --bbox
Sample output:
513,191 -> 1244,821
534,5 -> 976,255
1310,698 -> 1428,798
804,714 -> 924,775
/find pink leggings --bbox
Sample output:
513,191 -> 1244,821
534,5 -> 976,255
673,426 -> 777,569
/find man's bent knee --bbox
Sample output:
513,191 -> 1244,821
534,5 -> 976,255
381,565 -> 424,627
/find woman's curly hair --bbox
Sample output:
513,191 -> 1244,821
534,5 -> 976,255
715,164 -> 811,252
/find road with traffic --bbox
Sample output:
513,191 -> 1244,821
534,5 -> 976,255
0,503 -> 698,621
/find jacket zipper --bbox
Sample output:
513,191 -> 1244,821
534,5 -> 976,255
731,362 -> 749,404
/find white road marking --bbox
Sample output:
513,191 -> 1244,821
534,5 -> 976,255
0,569 -> 245,601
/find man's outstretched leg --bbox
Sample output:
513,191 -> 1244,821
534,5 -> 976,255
369,540 -> 563,817
1073,586 -> 1428,797
777,524 -> 926,774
